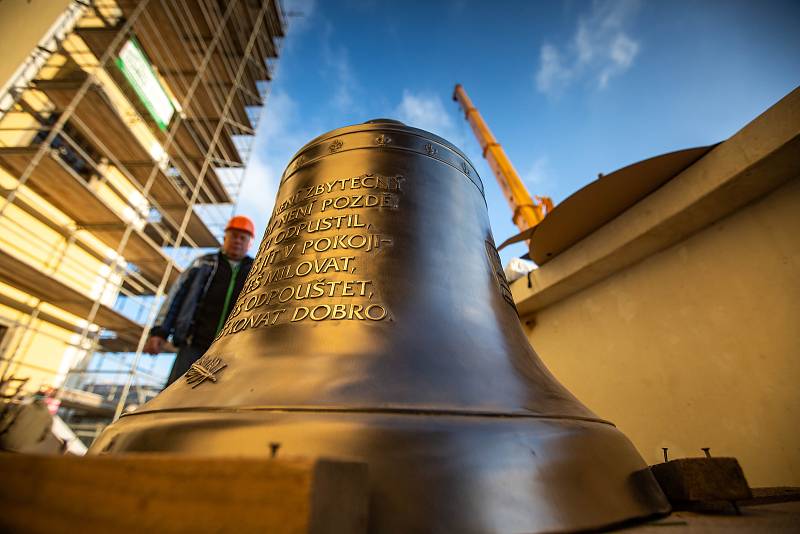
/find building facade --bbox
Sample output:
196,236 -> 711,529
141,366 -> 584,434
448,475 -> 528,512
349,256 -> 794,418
511,87 -> 800,487
0,0 -> 284,443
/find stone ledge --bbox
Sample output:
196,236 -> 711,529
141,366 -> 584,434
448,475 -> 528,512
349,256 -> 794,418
512,87 -> 800,317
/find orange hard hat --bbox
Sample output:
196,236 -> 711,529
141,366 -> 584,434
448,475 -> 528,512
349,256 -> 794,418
225,215 -> 255,237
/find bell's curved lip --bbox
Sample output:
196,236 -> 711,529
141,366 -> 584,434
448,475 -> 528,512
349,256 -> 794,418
119,404 -> 615,427
282,119 -> 481,183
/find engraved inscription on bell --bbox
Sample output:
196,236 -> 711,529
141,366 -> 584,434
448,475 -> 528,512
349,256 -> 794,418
214,172 -> 404,338
185,355 -> 227,388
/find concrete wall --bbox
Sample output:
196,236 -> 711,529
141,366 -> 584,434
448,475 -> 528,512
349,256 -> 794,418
523,177 -> 800,487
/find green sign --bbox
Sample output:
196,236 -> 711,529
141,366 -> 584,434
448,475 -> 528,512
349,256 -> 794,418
115,38 -> 174,131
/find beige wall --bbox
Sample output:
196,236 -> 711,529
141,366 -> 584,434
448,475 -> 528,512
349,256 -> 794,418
524,177 -> 800,487
0,299 -> 82,393
0,0 -> 72,91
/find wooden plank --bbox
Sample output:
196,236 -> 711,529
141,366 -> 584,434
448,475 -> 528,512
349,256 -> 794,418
171,156 -> 232,204
91,227 -> 181,289
37,79 -> 152,163
120,163 -> 220,247
0,148 -> 118,227
0,454 -> 368,534
650,457 -> 752,504
159,206 -> 220,248
36,70 -> 235,202
162,71 -> 254,129
97,334 -> 174,354
0,148 -> 181,292
114,0 -> 263,104
120,161 -> 186,207
0,248 -> 143,338
76,28 -> 255,127
173,118 -> 243,167
0,292 -> 86,338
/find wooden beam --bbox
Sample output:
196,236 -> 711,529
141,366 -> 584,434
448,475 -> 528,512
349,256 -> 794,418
0,454 -> 368,534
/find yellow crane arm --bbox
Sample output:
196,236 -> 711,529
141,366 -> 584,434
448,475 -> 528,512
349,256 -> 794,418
452,84 -> 552,233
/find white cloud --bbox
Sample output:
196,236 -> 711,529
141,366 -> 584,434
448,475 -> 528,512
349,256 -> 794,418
233,0 -> 322,236
320,22 -> 361,114
535,0 -> 641,95
600,33 -> 639,88
330,52 -> 356,111
575,24 -> 594,64
536,44 -> 571,94
524,156 -> 552,187
393,89 -> 490,189
394,90 -> 458,140
282,0 -> 317,35
257,90 -> 297,140
237,90 -> 312,239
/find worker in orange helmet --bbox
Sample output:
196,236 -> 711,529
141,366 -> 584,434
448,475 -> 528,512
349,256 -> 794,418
144,215 -> 256,387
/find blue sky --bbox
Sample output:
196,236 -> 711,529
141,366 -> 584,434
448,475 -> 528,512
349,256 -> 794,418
239,0 -> 800,264
110,0 -> 800,385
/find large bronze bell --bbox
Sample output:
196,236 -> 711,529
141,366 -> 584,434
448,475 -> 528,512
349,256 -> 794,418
91,120 -> 669,532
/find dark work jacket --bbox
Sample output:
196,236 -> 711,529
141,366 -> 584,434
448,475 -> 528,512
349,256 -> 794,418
151,251 -> 253,349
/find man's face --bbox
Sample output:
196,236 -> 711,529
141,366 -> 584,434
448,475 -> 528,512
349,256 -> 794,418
222,229 -> 252,260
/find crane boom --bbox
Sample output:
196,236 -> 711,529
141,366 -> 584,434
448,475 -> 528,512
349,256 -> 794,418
452,84 -> 552,233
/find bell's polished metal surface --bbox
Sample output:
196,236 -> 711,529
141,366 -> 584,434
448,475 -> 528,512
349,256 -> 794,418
91,120 -> 669,532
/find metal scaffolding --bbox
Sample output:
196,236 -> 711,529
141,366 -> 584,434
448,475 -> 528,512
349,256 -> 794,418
0,0 -> 285,445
